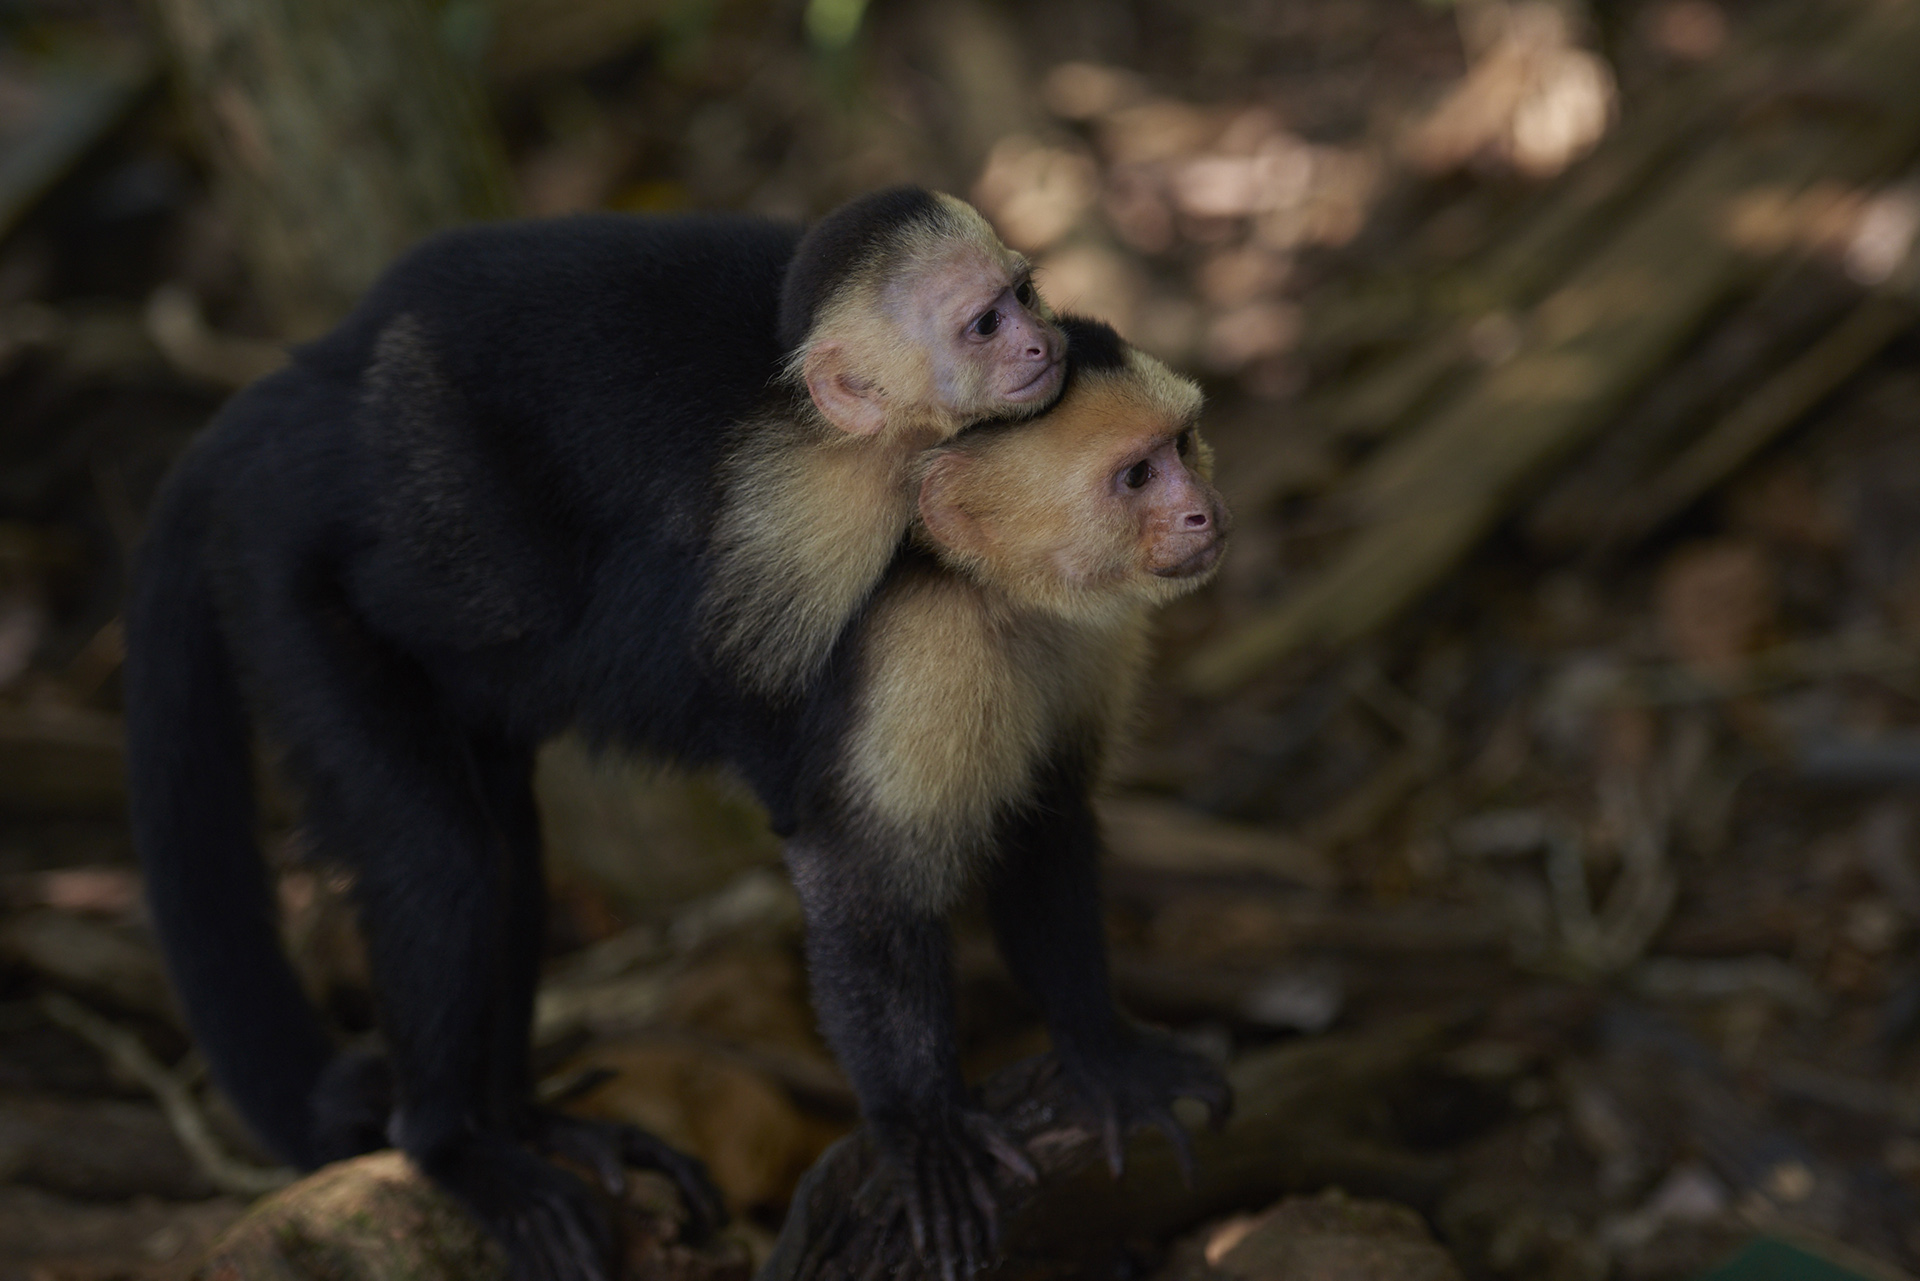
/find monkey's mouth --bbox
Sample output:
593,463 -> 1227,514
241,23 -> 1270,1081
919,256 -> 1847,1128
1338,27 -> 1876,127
1155,539 -> 1224,579
1003,358 -> 1063,404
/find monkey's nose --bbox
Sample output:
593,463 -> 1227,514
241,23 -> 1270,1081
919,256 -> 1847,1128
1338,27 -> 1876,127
1183,511 -> 1209,529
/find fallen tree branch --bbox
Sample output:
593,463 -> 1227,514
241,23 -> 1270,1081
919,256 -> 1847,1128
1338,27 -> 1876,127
40,991 -> 297,1197
1183,0 -> 1920,696
1602,291 -> 1916,547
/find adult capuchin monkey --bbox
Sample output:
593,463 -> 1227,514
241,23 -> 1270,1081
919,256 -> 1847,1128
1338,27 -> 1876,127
810,315 -> 1233,1279
124,188 -> 1063,1281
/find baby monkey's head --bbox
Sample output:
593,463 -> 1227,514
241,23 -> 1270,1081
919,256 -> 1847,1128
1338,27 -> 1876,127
914,316 -> 1229,620
780,188 -> 1065,445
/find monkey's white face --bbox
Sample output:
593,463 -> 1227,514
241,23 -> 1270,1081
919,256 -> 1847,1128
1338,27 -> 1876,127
895,244 -> 1064,418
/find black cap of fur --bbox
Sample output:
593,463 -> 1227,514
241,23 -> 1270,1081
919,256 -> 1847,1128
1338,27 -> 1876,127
1058,313 -> 1128,373
778,187 -> 946,352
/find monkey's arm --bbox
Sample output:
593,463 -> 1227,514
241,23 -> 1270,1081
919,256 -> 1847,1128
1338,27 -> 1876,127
985,771 -> 1232,1179
784,841 -> 1034,1279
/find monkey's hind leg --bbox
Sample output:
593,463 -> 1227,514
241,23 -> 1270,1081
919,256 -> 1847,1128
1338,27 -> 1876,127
253,609 -> 618,1281
465,741 -> 727,1238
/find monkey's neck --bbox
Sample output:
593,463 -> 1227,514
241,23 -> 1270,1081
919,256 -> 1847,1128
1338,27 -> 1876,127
701,410 -> 918,696
839,568 -> 1153,910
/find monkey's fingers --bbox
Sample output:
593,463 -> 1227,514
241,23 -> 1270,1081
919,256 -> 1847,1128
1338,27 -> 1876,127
796,1186 -> 866,1281
856,1233 -> 896,1281
538,1124 -> 627,1199
901,1169 -> 931,1259
961,1112 -> 1037,1185
925,1157 -> 963,1281
551,1194 -> 613,1281
549,1176 -> 617,1281
618,1129 -> 728,1238
956,1159 -> 989,1275
652,1144 -> 725,1236
963,1157 -> 1001,1249
508,1194 -> 607,1281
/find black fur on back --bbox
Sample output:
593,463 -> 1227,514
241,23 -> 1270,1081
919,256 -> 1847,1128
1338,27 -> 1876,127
777,186 -> 946,350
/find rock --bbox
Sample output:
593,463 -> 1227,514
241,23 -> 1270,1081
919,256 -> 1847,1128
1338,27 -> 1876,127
1172,1191 -> 1464,1281
192,1150 -> 750,1281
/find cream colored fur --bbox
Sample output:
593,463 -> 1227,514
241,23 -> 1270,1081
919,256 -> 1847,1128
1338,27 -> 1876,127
840,346 -> 1213,910
841,570 -> 1152,908
701,408 -> 918,694
702,193 -> 1051,696
782,195 -> 1042,447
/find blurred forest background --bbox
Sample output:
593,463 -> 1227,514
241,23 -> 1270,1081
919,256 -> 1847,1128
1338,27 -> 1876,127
6,0 -> 1920,1277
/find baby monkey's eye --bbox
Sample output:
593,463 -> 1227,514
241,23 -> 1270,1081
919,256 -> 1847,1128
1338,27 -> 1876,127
1014,280 -> 1035,307
1176,429 -> 1194,457
973,309 -> 1001,337
1123,460 -> 1153,489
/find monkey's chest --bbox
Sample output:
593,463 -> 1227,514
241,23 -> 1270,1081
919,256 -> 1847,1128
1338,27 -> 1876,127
837,595 -> 1141,907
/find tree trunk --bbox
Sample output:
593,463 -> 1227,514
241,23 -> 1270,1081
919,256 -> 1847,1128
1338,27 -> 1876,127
152,0 -> 514,338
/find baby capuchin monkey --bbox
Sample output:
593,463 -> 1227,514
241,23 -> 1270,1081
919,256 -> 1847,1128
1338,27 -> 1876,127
798,316 -> 1233,1279
124,189 -> 1061,1281
704,188 -> 1064,694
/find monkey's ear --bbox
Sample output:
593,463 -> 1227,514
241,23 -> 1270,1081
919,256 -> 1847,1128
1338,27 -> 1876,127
918,453 -> 985,558
804,342 -> 889,437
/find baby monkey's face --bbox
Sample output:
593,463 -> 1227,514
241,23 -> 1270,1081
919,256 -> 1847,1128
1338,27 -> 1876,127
796,226 -> 1065,444
894,241 -> 1065,421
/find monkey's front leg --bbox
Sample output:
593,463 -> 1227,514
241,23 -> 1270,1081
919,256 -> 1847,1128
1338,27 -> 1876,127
785,842 -> 1035,1280
987,786 -> 1232,1180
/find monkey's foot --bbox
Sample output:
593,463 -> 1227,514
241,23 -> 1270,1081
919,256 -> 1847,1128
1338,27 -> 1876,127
528,1110 -> 728,1241
421,1132 -> 617,1281
1058,1025 -> 1233,1182
868,1109 -> 1037,1281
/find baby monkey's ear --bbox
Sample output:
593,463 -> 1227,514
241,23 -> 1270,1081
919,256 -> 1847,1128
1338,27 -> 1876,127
803,341 -> 888,436
917,451 -> 985,558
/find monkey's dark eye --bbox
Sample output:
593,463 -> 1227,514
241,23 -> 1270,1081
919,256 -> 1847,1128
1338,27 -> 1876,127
1176,430 -> 1193,457
1123,460 -> 1153,489
1014,280 -> 1035,307
973,309 -> 1001,337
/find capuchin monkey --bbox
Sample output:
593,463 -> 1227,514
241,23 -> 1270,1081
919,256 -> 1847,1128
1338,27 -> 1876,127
124,189 -> 1062,1281
805,316 -> 1233,1278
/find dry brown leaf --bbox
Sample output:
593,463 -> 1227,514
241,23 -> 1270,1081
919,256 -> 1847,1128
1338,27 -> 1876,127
1654,540 -> 1777,670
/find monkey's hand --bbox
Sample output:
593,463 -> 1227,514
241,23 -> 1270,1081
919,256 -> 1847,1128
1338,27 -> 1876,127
419,1132 -> 617,1281
868,1107 -> 1037,1281
528,1109 -> 728,1241
1057,1023 -> 1233,1183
